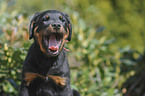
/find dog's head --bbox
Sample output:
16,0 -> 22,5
29,10 -> 72,57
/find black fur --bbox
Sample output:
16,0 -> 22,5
26,71 -> 68,96
18,10 -> 80,96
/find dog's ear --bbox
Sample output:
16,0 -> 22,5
29,12 -> 40,39
62,12 -> 72,41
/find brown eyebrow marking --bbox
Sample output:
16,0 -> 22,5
59,16 -> 62,19
46,15 -> 49,18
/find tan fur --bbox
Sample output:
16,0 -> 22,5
24,72 -> 45,82
47,24 -> 64,33
24,72 -> 66,87
34,24 -> 69,56
46,15 -> 49,19
34,27 -> 46,53
47,24 -> 54,32
59,28 -> 69,51
47,75 -> 66,86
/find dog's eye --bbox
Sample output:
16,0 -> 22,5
44,16 -> 50,21
59,16 -> 65,22
59,16 -> 62,20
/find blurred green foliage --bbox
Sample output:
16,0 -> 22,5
0,0 -> 145,96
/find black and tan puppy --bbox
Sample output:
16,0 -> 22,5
18,10 -> 80,96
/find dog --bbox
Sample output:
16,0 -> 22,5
18,10 -> 80,96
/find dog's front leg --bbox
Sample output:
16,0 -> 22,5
18,81 -> 29,96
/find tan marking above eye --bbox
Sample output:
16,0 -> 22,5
59,16 -> 62,20
46,15 -> 49,18
44,15 -> 50,21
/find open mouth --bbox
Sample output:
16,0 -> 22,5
43,33 -> 63,55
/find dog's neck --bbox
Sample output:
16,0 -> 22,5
29,42 -> 66,75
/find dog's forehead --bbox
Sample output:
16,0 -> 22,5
43,12 -> 63,18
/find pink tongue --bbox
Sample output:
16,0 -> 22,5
49,46 -> 59,51
49,34 -> 59,51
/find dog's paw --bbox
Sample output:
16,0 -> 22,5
47,75 -> 66,87
24,72 -> 44,86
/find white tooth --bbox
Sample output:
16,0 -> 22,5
46,40 -> 48,45
57,40 -> 61,46
45,38 -> 48,46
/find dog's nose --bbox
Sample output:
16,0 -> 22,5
52,23 -> 61,30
